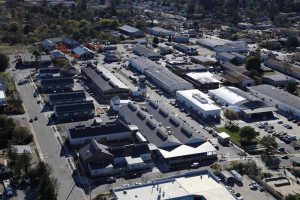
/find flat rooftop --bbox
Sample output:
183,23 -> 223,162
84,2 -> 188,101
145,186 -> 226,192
177,89 -> 221,112
186,72 -> 220,84
113,170 -> 236,200
209,87 -> 247,106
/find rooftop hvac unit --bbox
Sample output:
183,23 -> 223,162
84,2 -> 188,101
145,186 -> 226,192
192,93 -> 208,104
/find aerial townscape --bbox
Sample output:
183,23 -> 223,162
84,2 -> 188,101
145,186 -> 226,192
1,0 -> 300,200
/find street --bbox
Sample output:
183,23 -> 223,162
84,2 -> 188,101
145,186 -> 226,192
11,68 -> 88,200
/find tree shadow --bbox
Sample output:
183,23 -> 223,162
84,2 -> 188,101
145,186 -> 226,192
261,154 -> 281,170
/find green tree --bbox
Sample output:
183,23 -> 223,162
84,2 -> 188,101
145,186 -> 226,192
246,56 -> 262,72
240,126 -> 257,143
260,135 -> 278,154
0,53 -> 9,72
224,109 -> 238,126
285,193 -> 300,200
285,82 -> 297,94
153,36 -> 159,44
286,34 -> 299,49
12,127 -> 33,145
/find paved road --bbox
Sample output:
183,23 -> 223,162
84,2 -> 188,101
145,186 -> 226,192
11,69 -> 87,200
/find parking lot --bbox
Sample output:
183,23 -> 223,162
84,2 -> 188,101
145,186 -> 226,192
231,175 -> 276,200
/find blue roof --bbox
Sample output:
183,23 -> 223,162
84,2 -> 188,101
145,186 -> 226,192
50,50 -> 66,59
41,39 -> 55,48
72,46 -> 93,56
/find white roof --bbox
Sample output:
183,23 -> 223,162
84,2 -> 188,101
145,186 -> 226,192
218,132 -> 230,139
125,156 -> 144,165
209,87 -> 246,106
186,72 -> 220,84
0,90 -> 5,99
113,172 -> 236,200
176,89 -> 221,112
158,141 -> 216,159
11,145 -> 32,154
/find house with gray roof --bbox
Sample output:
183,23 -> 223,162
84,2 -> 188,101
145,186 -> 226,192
78,139 -> 152,177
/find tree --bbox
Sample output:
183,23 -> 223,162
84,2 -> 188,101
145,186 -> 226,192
240,126 -> 257,143
260,135 -> 278,154
38,162 -> 58,200
286,34 -> 299,49
152,36 -> 159,44
168,36 -> 172,42
285,82 -> 297,94
0,53 -> 9,72
285,194 -> 300,200
12,127 -> 33,145
246,56 -> 262,72
224,109 -> 238,126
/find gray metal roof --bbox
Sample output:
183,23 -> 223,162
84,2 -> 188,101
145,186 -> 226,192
133,45 -> 160,58
54,100 -> 95,114
69,120 -> 131,139
145,101 -> 204,145
262,74 -> 295,82
48,90 -> 86,103
119,25 -> 141,33
81,64 -> 129,94
145,67 -> 192,92
248,84 -> 300,110
40,77 -> 74,86
217,52 -> 236,60
119,102 -> 182,149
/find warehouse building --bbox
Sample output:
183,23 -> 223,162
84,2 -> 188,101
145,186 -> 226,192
79,140 -> 152,177
118,25 -> 145,38
172,35 -> 189,43
129,57 -> 193,94
54,100 -> 95,121
81,63 -> 129,100
230,52 -> 247,64
40,77 -> 74,91
221,70 -> 255,88
196,38 -> 229,50
132,45 -> 160,61
262,74 -> 296,87
147,27 -> 175,37
173,44 -> 198,56
145,67 -> 193,94
191,55 -> 217,66
216,52 -> 236,63
264,59 -> 300,80
104,51 -> 121,62
119,101 -> 217,168
129,57 -> 158,73
214,41 -> 249,53
68,120 -> 133,146
176,89 -> 221,120
184,71 -> 220,91
209,87 -> 276,120
48,90 -> 86,106
112,170 -> 236,200
249,85 -> 300,119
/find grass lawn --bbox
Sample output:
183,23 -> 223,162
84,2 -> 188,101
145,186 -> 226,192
218,127 -> 261,147
218,127 -> 241,145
